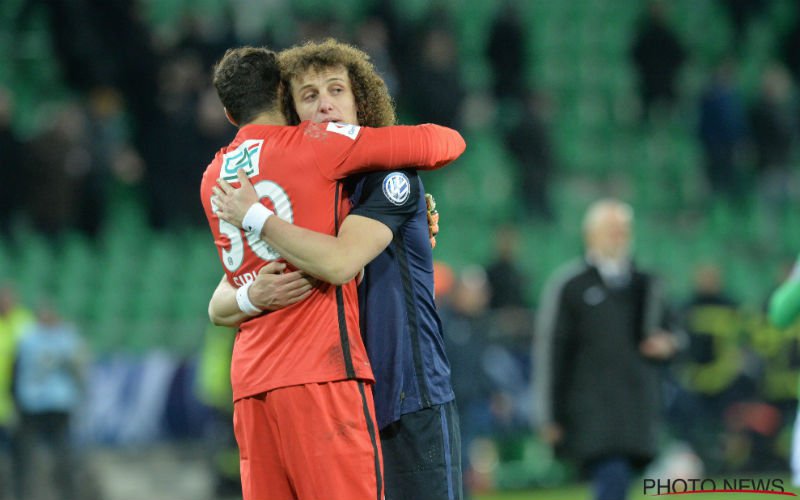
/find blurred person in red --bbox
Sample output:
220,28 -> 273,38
533,199 -> 680,500
200,44 -> 464,500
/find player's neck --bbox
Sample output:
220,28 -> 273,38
246,110 -> 287,127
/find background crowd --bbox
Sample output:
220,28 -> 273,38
2,0 -> 800,498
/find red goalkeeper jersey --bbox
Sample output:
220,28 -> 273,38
200,120 -> 465,401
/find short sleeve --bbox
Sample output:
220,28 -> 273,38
350,170 -> 419,234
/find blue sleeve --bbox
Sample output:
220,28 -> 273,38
350,169 -> 418,234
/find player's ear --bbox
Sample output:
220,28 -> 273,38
223,107 -> 238,127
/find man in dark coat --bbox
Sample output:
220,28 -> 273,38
533,199 -> 679,500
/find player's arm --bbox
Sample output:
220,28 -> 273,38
532,271 -> 573,445
769,256 -> 800,328
212,169 -> 411,285
310,122 -> 466,179
256,215 -> 391,285
208,262 -> 315,327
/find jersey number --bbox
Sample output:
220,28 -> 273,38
214,180 -> 294,272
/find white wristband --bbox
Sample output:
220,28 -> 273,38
242,203 -> 273,236
236,281 -> 263,316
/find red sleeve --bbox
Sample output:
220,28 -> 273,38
306,121 -> 466,180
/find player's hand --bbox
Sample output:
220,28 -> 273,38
426,193 -> 439,249
212,168 -> 260,229
249,261 -> 317,311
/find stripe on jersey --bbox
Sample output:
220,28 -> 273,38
357,381 -> 383,500
394,232 -> 431,407
334,181 -> 356,378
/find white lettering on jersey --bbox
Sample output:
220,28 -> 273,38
210,178 -> 295,273
220,139 -> 263,181
233,271 -> 258,288
382,172 -> 410,205
326,121 -> 361,140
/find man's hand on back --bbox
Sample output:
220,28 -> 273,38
426,193 -> 439,249
213,168 -> 260,229
250,262 -> 317,311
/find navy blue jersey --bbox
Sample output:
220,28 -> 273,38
349,170 -> 455,429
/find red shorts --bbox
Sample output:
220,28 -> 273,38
233,380 -> 383,500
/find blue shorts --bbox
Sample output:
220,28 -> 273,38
380,400 -> 463,500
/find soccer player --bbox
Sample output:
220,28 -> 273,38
768,257 -> 800,485
200,45 -> 465,500
209,40 -> 464,500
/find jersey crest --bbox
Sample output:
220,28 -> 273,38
221,139 -> 263,181
382,172 -> 410,206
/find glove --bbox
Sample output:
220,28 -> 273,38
426,193 -> 439,249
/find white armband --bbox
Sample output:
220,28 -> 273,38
242,203 -> 273,236
236,281 -> 263,316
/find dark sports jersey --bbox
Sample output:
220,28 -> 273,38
349,170 -> 455,429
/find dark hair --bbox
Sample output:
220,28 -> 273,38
279,39 -> 396,128
213,46 -> 281,125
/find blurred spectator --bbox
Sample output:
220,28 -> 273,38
143,51 -> 211,229
486,1 -> 527,102
504,91 -> 555,219
720,0 -> 768,53
671,264 -> 751,473
16,0 -> 161,137
486,226 -> 530,310
0,88 -> 22,240
196,86 -> 235,162
13,300 -> 88,500
86,86 -> 144,181
698,58 -> 749,201
533,199 -> 679,500
195,324 -> 240,499
0,284 -> 33,500
404,27 -> 465,128
356,17 -> 399,97
749,63 -> 798,235
439,266 -> 494,499
781,15 -> 800,84
630,0 -> 686,122
485,226 -> 534,397
24,102 -> 96,237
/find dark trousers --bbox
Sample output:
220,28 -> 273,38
13,411 -> 74,500
588,455 -> 634,500
0,426 -> 12,500
380,401 -> 463,500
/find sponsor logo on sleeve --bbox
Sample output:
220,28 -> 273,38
220,139 -> 262,181
382,172 -> 410,205
326,121 -> 361,140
